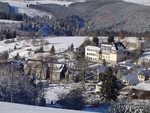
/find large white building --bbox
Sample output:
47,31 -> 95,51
85,46 -> 101,61
85,42 -> 128,63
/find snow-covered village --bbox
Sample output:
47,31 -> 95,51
0,0 -> 150,113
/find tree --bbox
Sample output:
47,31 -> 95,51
0,51 -> 9,60
39,46 -> 44,53
0,64 -> 45,106
31,39 -> 38,47
14,53 -> 20,60
119,30 -> 125,40
82,38 -> 91,47
102,59 -> 106,67
57,88 -> 85,110
50,45 -> 55,55
75,57 -> 88,82
100,67 -> 118,102
92,36 -> 99,46
70,43 -> 74,52
107,35 -> 114,43
109,102 -> 150,113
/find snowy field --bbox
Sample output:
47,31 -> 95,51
0,36 -> 87,59
45,84 -> 70,103
0,0 -> 73,17
0,102 -> 95,113
0,19 -> 23,23
123,0 -> 150,5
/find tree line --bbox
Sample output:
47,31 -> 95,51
0,29 -> 16,40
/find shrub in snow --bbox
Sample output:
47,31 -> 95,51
56,88 -> 85,110
109,102 -> 150,113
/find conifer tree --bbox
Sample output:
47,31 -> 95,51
50,45 -> 55,55
92,36 -> 99,46
100,67 -> 118,102
107,35 -> 114,43
14,53 -> 20,60
70,43 -> 74,52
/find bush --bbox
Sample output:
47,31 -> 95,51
56,88 -> 85,110
109,102 -> 150,113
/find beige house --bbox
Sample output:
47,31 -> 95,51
101,42 -> 127,63
138,70 -> 150,82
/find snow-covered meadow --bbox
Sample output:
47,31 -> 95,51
0,102 -> 95,113
0,36 -> 87,59
123,0 -> 150,5
0,0 -> 73,17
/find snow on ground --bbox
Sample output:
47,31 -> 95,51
0,19 -> 23,23
0,0 -> 73,17
45,84 -> 70,103
0,36 -> 87,59
125,37 -> 139,43
133,80 -> 150,91
0,102 -> 94,113
123,0 -> 150,5
45,36 -> 86,52
138,51 -> 150,65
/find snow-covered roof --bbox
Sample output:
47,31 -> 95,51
85,46 -> 100,50
133,80 -> 150,91
123,0 -> 150,6
114,42 -> 126,50
139,70 -> 150,77
135,67 -> 145,75
121,74 -> 139,85
96,66 -> 106,74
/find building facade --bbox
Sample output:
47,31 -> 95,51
85,42 -> 127,63
138,70 -> 150,82
85,46 -> 101,61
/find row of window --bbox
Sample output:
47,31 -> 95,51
86,53 -> 99,56
86,49 -> 99,53
86,56 -> 98,61
102,55 -> 110,59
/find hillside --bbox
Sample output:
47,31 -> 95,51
27,0 -> 150,35
0,2 -> 10,13
123,0 -> 150,5
69,0 -> 150,34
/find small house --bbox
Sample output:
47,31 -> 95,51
138,70 -> 150,82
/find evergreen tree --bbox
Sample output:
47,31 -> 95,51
2,51 -> 9,60
102,59 -> 106,67
92,36 -> 99,46
100,67 -> 118,102
14,53 -> 20,60
107,35 -> 114,43
82,38 -> 91,47
39,46 -> 44,53
50,45 -> 55,55
119,30 -> 125,39
70,43 -> 74,52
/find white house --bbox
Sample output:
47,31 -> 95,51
85,42 -> 128,63
85,46 -> 101,61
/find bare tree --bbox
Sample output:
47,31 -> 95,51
31,39 -> 38,47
